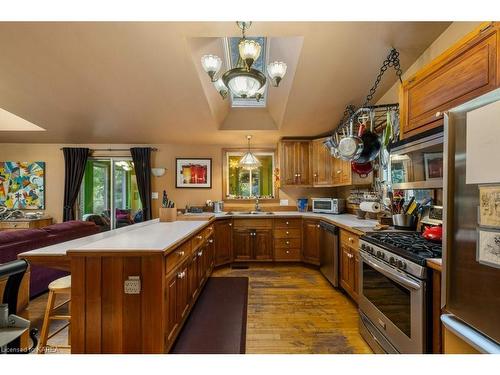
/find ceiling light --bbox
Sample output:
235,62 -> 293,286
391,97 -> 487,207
267,61 -> 287,87
200,54 -> 222,81
239,135 -> 261,170
200,21 -> 287,100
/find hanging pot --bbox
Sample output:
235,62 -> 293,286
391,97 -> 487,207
338,119 -> 363,161
351,161 -> 373,178
356,110 -> 381,163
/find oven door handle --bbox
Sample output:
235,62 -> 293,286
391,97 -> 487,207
361,253 -> 422,290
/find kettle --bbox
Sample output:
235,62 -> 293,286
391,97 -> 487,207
213,201 -> 224,213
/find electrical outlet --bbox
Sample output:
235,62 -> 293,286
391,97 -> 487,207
280,199 -> 289,206
151,192 -> 159,200
124,276 -> 141,294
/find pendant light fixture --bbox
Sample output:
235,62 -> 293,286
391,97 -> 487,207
238,135 -> 261,170
201,21 -> 287,100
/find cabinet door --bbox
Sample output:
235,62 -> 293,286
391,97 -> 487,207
353,250 -> 360,302
312,138 -> 333,186
187,253 -> 199,302
340,244 -> 352,294
197,244 -> 207,288
295,141 -> 312,185
280,141 -> 297,185
215,219 -> 233,266
165,273 -> 178,343
302,219 -> 320,264
332,157 -> 352,186
254,229 -> 273,261
233,228 -> 252,261
176,265 -> 189,320
401,24 -> 499,138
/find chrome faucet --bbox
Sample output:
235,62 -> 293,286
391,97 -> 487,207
254,196 -> 261,212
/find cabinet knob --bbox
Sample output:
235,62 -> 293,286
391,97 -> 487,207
286,241 -> 290,245
196,235 -> 203,240
286,250 -> 290,254
208,239 -> 213,243
348,237 -> 354,243
337,170 -> 341,174
286,231 -> 289,235
229,223 -> 232,226
435,111 -> 441,117
176,250 -> 185,257
286,221 -> 289,225
198,251 -> 203,257
316,224 -> 320,228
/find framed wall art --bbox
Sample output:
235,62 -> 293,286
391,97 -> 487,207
175,158 -> 212,188
477,227 -> 500,269
478,185 -> 500,228
0,161 -> 46,209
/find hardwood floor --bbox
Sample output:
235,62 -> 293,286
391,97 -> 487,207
28,264 -> 371,354
213,264 -> 372,354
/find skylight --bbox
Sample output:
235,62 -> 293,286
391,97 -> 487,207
224,36 -> 268,108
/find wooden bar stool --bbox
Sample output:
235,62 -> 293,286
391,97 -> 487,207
38,275 -> 71,354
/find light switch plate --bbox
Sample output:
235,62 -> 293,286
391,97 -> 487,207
151,192 -> 159,200
280,199 -> 289,206
124,276 -> 141,294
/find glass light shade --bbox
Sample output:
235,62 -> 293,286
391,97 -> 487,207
201,55 -> 222,78
213,78 -> 228,99
238,151 -> 261,170
238,39 -> 261,67
267,61 -> 287,86
255,84 -> 266,101
227,75 -> 261,98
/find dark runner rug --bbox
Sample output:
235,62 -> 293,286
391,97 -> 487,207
171,277 -> 249,354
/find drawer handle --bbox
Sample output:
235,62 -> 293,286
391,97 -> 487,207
286,231 -> 289,235
177,271 -> 186,279
176,250 -> 185,257
196,235 -> 203,240
286,221 -> 289,225
286,250 -> 290,254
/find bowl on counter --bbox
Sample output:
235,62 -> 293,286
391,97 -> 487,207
392,214 -> 417,230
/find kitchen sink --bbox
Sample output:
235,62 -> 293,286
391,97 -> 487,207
225,211 -> 274,216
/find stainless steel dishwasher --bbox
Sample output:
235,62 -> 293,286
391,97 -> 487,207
319,221 -> 339,287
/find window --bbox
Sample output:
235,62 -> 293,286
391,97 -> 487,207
224,150 -> 276,200
78,158 -> 142,230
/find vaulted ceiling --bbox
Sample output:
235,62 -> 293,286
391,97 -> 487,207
0,22 -> 451,146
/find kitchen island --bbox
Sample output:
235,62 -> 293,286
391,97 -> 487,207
19,212 -> 379,353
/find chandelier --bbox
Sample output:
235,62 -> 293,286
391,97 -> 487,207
239,135 -> 261,170
201,21 -> 287,101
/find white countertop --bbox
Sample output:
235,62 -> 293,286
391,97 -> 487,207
19,212 -> 379,258
19,218 -> 209,257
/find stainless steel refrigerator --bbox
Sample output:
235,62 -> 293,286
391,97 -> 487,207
442,88 -> 500,353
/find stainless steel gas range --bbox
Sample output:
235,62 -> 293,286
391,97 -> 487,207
358,232 -> 442,354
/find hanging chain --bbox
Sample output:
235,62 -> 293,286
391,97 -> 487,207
362,48 -> 403,108
337,104 -> 356,128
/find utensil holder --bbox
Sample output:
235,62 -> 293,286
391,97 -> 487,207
159,208 -> 177,222
392,214 -> 417,230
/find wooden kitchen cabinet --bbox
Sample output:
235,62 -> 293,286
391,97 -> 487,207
214,219 -> 233,266
233,228 -> 253,261
340,229 -> 360,303
312,138 -> 333,186
165,273 -> 179,343
279,139 -> 312,186
400,22 -> 500,139
302,219 -> 320,265
254,229 -> 273,261
332,156 -> 352,186
274,218 -> 302,261
233,227 -> 273,261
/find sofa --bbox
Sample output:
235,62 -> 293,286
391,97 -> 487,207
0,220 -> 100,298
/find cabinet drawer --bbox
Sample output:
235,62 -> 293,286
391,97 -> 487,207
274,238 -> 301,249
274,218 -> 301,229
202,225 -> 214,240
340,230 -> 359,249
166,241 -> 191,275
233,218 -> 273,228
274,247 -> 301,261
0,221 -> 30,230
274,228 -> 301,239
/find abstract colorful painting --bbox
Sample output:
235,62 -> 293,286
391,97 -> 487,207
0,161 -> 45,209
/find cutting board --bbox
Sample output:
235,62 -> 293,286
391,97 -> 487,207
176,213 -> 215,221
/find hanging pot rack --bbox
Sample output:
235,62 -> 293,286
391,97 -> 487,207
331,48 -> 403,142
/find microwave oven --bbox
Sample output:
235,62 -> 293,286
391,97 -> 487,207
311,198 -> 345,214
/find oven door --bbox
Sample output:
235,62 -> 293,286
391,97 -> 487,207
359,251 -> 426,353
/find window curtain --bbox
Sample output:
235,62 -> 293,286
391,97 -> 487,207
130,147 -> 152,221
62,147 -> 90,222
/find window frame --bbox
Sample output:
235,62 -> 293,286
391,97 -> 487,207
222,148 -> 279,202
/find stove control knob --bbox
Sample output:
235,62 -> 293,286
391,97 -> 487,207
361,244 -> 366,251
396,260 -> 407,269
376,251 -> 382,258
368,247 -> 374,254
389,257 -> 396,265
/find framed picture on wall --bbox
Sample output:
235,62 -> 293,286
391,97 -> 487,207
0,161 -> 46,209
424,152 -> 444,181
175,158 -> 212,188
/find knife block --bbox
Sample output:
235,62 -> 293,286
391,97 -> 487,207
159,207 -> 177,222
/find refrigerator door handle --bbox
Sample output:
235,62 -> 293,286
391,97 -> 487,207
360,252 -> 422,290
